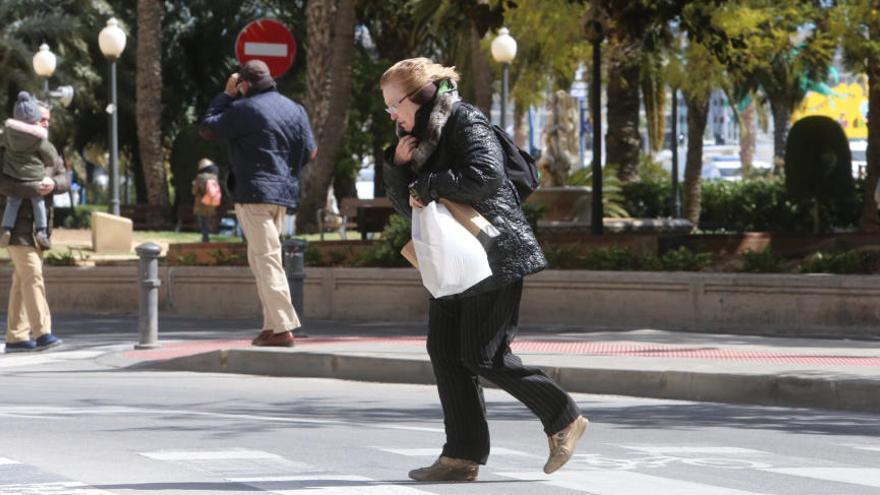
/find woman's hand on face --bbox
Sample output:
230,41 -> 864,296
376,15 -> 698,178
409,195 -> 425,209
395,135 -> 418,165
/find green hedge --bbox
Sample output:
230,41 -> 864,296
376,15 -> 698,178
621,178 -> 862,232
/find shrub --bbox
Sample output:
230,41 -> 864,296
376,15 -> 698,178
738,248 -> 786,273
621,179 -> 671,218
799,251 -> 880,275
543,244 -> 583,269
658,247 -> 712,271
355,213 -> 411,267
53,205 -> 99,229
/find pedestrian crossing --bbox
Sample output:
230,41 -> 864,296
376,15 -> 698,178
1,443 -> 879,494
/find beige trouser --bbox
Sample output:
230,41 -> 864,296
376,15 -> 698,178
235,203 -> 301,333
6,245 -> 52,343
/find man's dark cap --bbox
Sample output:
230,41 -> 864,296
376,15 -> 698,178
240,60 -> 276,91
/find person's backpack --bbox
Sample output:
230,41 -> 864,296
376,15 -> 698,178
491,125 -> 540,203
202,178 -> 222,207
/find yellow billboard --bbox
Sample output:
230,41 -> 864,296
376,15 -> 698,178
792,78 -> 869,139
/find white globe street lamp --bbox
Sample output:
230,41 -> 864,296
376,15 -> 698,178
491,28 -> 517,133
98,17 -> 127,216
32,44 -> 57,98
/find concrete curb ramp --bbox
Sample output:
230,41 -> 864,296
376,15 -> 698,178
146,349 -> 880,414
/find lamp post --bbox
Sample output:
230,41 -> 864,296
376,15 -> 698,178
491,27 -> 517,134
32,44 -> 57,99
585,19 -> 604,235
670,87 -> 681,217
98,17 -> 127,216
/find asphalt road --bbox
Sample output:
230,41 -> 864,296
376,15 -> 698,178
1,347 -> 879,495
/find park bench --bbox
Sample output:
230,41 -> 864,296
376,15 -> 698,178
337,197 -> 394,240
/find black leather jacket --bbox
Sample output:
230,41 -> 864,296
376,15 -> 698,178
384,99 -> 547,297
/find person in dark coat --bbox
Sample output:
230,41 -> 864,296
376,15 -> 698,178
1,102 -> 68,353
200,59 -> 316,347
381,58 -> 588,482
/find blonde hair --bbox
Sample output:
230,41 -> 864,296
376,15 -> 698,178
380,58 -> 460,94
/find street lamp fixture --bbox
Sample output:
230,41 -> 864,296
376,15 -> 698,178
32,44 -> 57,98
491,27 -> 517,133
98,17 -> 127,217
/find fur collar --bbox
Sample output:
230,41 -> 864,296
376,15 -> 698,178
5,119 -> 48,140
409,90 -> 460,171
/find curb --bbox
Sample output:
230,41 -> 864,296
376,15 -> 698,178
145,349 -> 880,414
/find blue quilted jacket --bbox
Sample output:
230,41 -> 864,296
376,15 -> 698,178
200,88 -> 315,208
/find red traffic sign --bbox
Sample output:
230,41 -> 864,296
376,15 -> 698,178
235,19 -> 297,79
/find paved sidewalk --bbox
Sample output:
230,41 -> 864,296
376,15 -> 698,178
3,314 -> 880,413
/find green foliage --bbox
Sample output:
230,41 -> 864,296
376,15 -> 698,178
658,247 -> 712,272
566,164 -> 630,218
211,249 -> 246,266
53,205 -> 103,229
621,177 -> 861,232
784,116 -> 854,203
544,245 -> 710,272
799,250 -> 880,275
739,248 -> 785,273
621,179 -> 672,219
521,203 -> 545,232
355,213 -> 412,267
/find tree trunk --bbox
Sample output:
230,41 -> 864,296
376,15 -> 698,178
372,141 -> 386,198
682,91 -> 709,225
605,37 -> 641,182
297,0 -> 355,234
513,104 -> 527,150
739,101 -> 756,177
469,25 -> 493,117
860,59 -> 880,231
770,98 -> 791,175
136,0 -> 168,216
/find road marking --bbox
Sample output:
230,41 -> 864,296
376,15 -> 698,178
846,445 -> 880,453
621,446 -> 768,456
377,447 -> 541,458
0,457 -> 21,465
141,449 -> 282,461
0,482 -> 117,495
764,467 -> 880,488
373,423 -> 444,433
244,42 -> 288,57
496,470 -> 772,494
0,351 -> 104,369
0,405 -> 442,436
228,474 -> 436,494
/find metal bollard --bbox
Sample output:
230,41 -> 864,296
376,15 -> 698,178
134,242 -> 162,349
282,238 -> 307,318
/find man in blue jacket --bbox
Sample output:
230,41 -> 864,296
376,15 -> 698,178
201,60 -> 316,347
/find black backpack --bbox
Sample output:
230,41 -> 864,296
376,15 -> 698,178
491,124 -> 540,203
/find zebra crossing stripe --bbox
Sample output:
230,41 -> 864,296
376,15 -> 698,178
0,457 -> 21,465
0,482 -> 117,495
764,467 -> 880,488
141,450 -> 281,461
496,470 -> 772,494
376,447 -> 541,458
227,474 -> 437,494
621,446 -> 768,456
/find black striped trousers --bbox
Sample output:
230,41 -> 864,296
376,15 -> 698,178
426,279 -> 581,465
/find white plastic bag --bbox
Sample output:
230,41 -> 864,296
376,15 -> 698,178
412,201 -> 492,298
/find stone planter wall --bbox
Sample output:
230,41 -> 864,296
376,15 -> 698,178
1,266 -> 878,338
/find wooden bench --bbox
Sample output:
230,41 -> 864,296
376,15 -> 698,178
338,197 -> 394,240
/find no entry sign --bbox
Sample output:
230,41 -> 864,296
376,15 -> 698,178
235,19 -> 297,78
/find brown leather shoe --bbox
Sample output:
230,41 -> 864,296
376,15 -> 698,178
408,456 -> 478,482
253,330 -> 294,347
544,415 -> 588,474
251,330 -> 273,345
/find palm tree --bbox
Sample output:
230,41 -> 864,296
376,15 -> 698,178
296,0 -> 355,233
136,0 -> 169,214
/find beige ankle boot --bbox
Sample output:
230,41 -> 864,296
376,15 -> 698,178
544,415 -> 589,474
